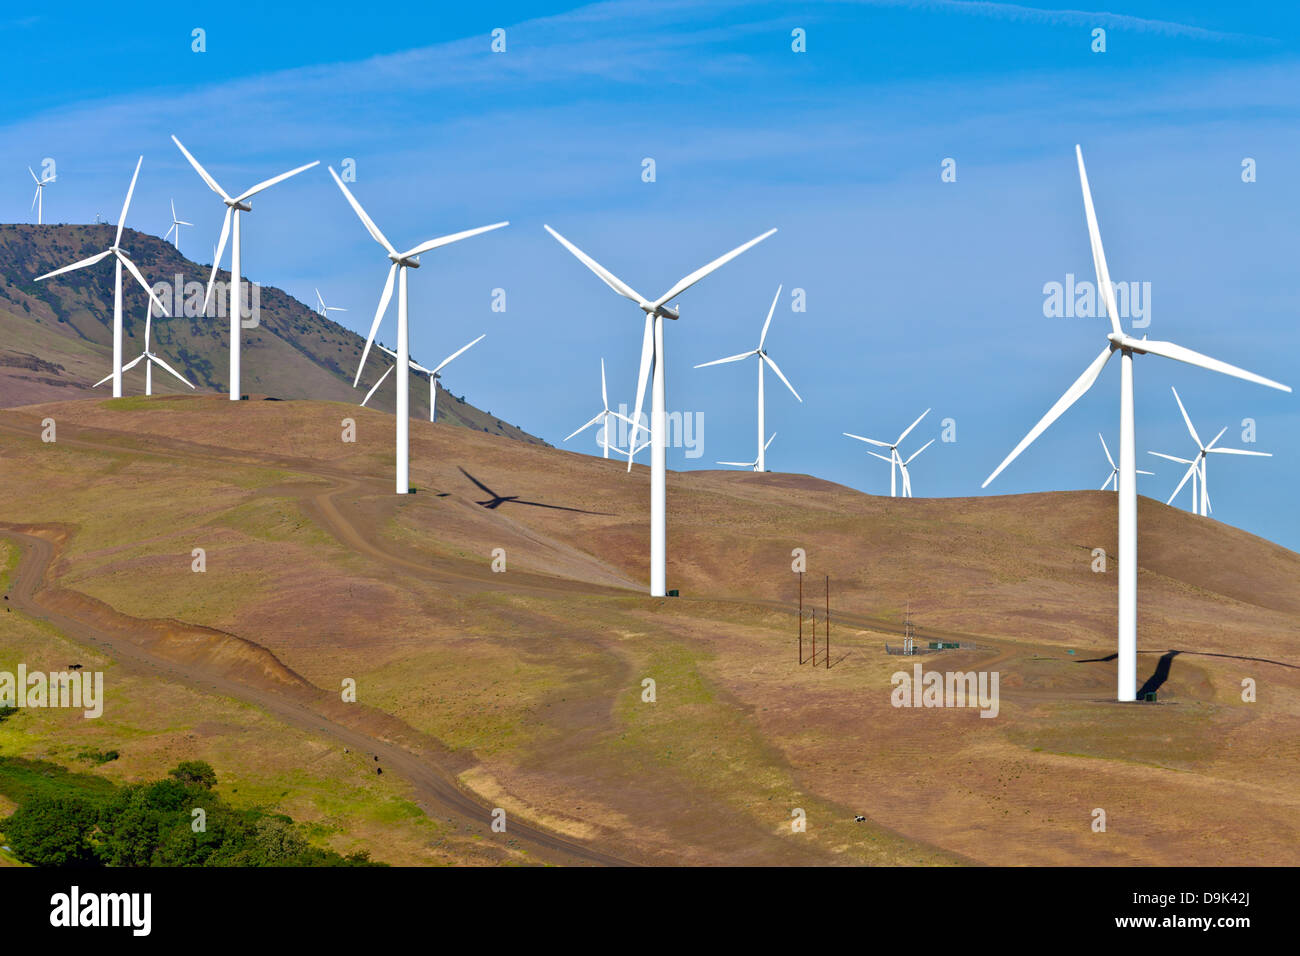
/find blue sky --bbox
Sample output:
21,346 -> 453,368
3,1 -> 1299,549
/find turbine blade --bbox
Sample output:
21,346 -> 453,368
1204,425 -> 1228,450
844,432 -> 891,448
328,167 -> 397,256
716,461 -> 754,467
114,156 -> 143,248
1076,145 -> 1122,338
543,224 -> 648,306
234,160 -> 320,203
399,222 -> 509,260
1148,451 -> 1194,464
764,431 -> 777,450
867,451 -> 893,463
203,207 -> 233,312
904,438 -> 935,465
171,136 -> 231,201
628,314 -> 654,473
117,251 -> 170,316
653,228 -> 777,309
355,263 -> 397,387
431,334 -> 485,376
316,288 -> 326,311
1100,472 -> 1114,491
758,284 -> 782,350
361,364 -> 394,407
896,408 -> 931,446
1099,432 -> 1115,469
150,354 -> 195,388
600,357 -> 608,410
1133,338 -> 1291,393
982,344 -> 1114,488
1167,459 -> 1199,506
761,353 -> 802,402
694,350 -> 754,369
120,354 -> 146,373
1207,447 -> 1272,457
564,412 -> 605,442
28,166 -> 40,184
1170,386 -> 1203,448
1137,469 -> 1155,475
92,370 -> 113,388
35,248 -> 113,282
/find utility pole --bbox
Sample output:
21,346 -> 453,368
798,571 -> 804,664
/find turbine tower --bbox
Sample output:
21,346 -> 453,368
1148,386 -> 1271,516
93,302 -> 195,396
694,284 -> 801,472
35,156 -> 171,397
164,199 -> 192,253
330,167 -> 507,493
844,408 -> 931,497
564,358 -> 639,458
29,166 -> 55,224
172,135 -> 318,401
544,223 -> 777,596
982,145 -> 1291,702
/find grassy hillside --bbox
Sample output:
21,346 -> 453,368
0,223 -> 543,445
0,395 -> 1296,866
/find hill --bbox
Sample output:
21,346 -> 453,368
0,223 -> 542,445
0,395 -> 1297,866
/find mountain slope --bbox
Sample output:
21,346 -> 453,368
0,223 -> 543,445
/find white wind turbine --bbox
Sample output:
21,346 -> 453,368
35,156 -> 171,398
315,288 -> 347,319
29,166 -> 55,224
695,284 -> 801,473
330,167 -> 507,493
361,335 -> 486,423
171,135 -> 319,401
164,199 -> 192,253
1148,386 -> 1270,517
982,145 -> 1291,702
93,301 -> 195,396
545,223 -> 777,596
718,432 -> 776,470
844,408 -> 931,497
564,358 -> 639,459
1099,433 -> 1153,491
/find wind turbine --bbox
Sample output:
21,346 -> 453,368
93,301 -> 195,396
35,156 -> 171,398
1100,433 -> 1153,491
1148,386 -> 1270,516
544,223 -> 777,596
29,166 -> 55,224
844,409 -> 931,497
361,335 -> 486,423
982,145 -> 1291,702
315,288 -> 347,319
330,167 -> 507,493
164,199 -> 192,253
718,433 -> 776,470
694,284 -> 801,473
171,135 -> 319,401
564,358 -> 639,458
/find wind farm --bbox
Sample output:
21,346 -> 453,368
0,1 -> 1297,894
